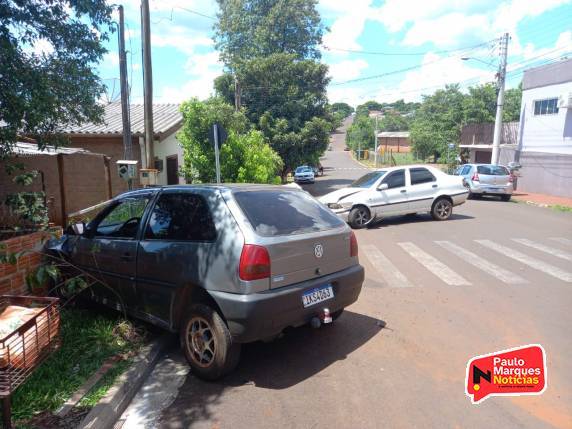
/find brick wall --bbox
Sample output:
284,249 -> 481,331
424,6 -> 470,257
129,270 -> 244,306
0,231 -> 51,296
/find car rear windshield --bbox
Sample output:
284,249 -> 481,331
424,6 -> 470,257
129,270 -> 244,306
351,171 -> 387,188
233,190 -> 345,236
477,165 -> 509,176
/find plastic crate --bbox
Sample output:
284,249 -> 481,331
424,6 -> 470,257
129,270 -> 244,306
0,296 -> 60,398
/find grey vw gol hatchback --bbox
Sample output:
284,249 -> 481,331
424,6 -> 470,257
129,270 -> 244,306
49,185 -> 364,380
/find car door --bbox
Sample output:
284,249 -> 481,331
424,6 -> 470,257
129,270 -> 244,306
71,193 -> 153,312
370,169 -> 408,217
408,167 -> 438,212
135,189 -> 218,327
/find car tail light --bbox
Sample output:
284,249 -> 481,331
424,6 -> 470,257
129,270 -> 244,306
239,244 -> 271,281
471,172 -> 480,182
350,231 -> 358,257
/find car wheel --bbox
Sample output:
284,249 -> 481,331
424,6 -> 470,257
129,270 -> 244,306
431,198 -> 453,221
500,195 -> 511,201
180,304 -> 241,380
348,206 -> 371,229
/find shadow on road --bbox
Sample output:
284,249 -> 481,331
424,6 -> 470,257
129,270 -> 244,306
159,311 -> 384,428
367,213 -> 474,229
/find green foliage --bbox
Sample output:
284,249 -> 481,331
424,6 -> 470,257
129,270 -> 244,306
462,83 -> 497,124
214,73 -> 236,105
26,263 -> 59,292
346,116 -> 375,151
410,84 -> 465,160
503,83 -> 522,122
378,113 -> 411,132
330,102 -> 354,118
0,0 -> 113,156
214,0 -> 325,66
5,192 -> 49,227
178,98 -> 282,183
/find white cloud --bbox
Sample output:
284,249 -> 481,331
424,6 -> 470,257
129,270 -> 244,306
403,13 -> 489,47
321,0 -> 372,52
151,24 -> 213,55
328,59 -> 369,82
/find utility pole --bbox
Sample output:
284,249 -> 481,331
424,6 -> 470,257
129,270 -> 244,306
491,32 -> 509,165
234,74 -> 241,111
213,124 -> 221,184
141,0 -> 154,169
118,5 -> 133,190
374,114 -> 379,168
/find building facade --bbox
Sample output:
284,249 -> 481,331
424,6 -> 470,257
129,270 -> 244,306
516,58 -> 572,197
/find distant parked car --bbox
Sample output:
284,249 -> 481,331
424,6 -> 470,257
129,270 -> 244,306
294,165 -> 315,184
344,147 -> 350,151
319,165 -> 468,229
47,185 -> 364,380
454,163 -> 513,201
312,163 -> 324,177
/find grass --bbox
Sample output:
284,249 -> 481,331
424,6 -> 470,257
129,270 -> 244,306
551,204 -> 572,213
11,307 -> 146,422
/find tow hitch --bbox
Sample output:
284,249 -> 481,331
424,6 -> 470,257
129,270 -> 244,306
310,308 -> 333,328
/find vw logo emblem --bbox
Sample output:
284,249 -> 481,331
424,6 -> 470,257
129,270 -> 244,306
314,244 -> 324,258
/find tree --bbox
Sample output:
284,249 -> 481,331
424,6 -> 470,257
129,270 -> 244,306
178,98 -> 282,184
355,100 -> 384,117
462,84 -> 497,124
378,113 -> 410,132
410,85 -> 465,160
503,83 -> 522,122
214,0 -> 324,66
330,102 -> 354,118
346,116 -> 375,151
0,0 -> 113,157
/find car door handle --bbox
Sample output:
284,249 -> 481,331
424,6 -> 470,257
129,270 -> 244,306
400,190 -> 406,193
432,184 -> 438,188
120,253 -> 133,262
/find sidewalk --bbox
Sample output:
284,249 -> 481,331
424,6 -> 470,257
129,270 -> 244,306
512,191 -> 572,208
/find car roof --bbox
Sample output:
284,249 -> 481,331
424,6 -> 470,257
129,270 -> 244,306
371,164 -> 442,173
116,183 -> 301,199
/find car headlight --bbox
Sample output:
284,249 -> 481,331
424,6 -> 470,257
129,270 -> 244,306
327,203 -> 344,209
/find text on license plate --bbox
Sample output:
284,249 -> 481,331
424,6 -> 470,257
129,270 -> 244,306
302,285 -> 334,308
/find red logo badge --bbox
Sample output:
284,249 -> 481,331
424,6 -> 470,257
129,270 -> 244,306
466,344 -> 547,404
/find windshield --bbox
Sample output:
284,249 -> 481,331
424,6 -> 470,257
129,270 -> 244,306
350,171 -> 387,188
295,166 -> 311,173
477,165 -> 509,176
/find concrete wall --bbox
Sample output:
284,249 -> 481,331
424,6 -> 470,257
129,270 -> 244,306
377,137 -> 411,153
520,81 -> 572,155
516,151 -> 572,198
154,131 -> 185,185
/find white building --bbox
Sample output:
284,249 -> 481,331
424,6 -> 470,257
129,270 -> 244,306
516,58 -> 572,197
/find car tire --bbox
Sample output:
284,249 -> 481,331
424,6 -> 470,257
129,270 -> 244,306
348,206 -> 371,229
500,195 -> 511,202
180,304 -> 241,381
431,198 -> 453,221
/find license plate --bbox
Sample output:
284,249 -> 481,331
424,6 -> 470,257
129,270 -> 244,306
302,285 -> 334,308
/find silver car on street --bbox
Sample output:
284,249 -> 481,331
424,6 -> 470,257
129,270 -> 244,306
454,163 -> 513,201
319,165 -> 468,229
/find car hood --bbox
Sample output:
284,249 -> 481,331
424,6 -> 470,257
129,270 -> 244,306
319,187 -> 364,204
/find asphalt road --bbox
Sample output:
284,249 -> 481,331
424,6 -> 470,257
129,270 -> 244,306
146,119 -> 572,429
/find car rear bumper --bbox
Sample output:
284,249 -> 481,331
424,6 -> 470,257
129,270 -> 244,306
209,264 -> 364,343
470,183 -> 513,195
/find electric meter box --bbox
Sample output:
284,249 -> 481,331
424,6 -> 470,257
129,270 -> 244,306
139,168 -> 159,186
117,160 -> 138,180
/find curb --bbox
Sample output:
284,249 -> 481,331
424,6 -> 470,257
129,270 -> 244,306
348,151 -> 373,170
78,333 -> 175,429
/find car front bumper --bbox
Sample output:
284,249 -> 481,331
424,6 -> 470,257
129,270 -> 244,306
294,176 -> 315,183
209,264 -> 364,343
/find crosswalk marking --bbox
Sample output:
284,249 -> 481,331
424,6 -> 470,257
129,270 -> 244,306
512,238 -> 572,262
435,241 -> 527,285
549,237 -> 572,247
397,242 -> 471,286
475,239 -> 572,282
362,245 -> 413,288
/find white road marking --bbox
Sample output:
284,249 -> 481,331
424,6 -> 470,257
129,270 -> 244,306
476,239 -> 572,282
436,241 -> 527,285
363,244 -> 413,287
397,242 -> 471,286
512,238 -> 572,262
549,237 -> 572,247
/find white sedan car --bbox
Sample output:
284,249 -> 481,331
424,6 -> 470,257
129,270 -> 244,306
319,165 -> 468,229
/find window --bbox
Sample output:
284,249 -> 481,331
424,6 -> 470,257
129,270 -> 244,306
461,165 -> 471,175
534,98 -> 559,115
95,197 -> 150,239
351,171 -> 387,188
477,165 -> 509,176
410,167 -> 436,185
145,193 -> 216,241
233,189 -> 345,237
381,169 -> 405,189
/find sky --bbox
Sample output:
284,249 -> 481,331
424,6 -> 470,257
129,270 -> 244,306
97,0 -> 572,108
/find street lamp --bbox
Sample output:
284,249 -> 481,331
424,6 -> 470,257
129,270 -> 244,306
460,57 -> 497,68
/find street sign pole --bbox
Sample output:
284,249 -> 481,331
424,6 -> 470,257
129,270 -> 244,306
213,124 -> 221,184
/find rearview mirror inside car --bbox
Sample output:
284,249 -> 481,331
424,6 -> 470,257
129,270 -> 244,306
377,183 -> 389,191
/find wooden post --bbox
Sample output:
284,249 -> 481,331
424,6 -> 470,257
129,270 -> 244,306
2,396 -> 12,429
56,154 -> 67,227
103,156 -> 113,199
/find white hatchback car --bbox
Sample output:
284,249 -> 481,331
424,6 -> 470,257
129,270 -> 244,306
319,165 -> 468,229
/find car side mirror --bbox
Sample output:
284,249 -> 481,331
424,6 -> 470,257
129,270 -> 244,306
377,183 -> 388,191
71,222 -> 85,236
